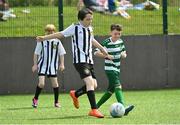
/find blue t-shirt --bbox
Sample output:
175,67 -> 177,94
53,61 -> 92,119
108,0 -> 116,12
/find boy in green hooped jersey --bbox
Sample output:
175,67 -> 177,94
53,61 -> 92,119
94,24 -> 134,116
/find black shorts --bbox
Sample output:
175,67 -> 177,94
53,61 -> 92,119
74,63 -> 96,79
38,73 -> 57,78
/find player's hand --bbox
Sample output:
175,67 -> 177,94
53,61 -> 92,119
121,51 -> 127,59
105,54 -> 114,60
36,36 -> 45,42
32,64 -> 38,73
101,47 -> 108,56
59,64 -> 65,72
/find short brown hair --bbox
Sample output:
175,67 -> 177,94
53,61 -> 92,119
78,8 -> 93,21
110,24 -> 122,31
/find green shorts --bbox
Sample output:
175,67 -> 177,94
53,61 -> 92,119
105,70 -> 121,92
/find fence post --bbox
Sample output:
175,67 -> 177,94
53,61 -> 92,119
162,0 -> 168,34
58,0 -> 63,31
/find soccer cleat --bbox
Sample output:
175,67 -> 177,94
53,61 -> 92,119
54,102 -> 61,108
70,90 -> 79,109
88,109 -> 104,118
124,105 -> 134,116
32,98 -> 38,108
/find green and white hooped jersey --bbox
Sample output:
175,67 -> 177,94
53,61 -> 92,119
98,37 -> 126,72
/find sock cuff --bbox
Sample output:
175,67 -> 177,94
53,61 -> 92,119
87,90 -> 94,93
37,85 -> 43,89
115,85 -> 122,90
53,87 -> 59,89
107,91 -> 113,94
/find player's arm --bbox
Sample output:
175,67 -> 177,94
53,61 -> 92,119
120,41 -> 127,59
58,41 -> 66,72
36,32 -> 64,42
36,24 -> 75,42
59,55 -> 65,71
32,54 -> 38,73
32,42 -> 42,72
121,51 -> 127,59
92,39 -> 108,56
94,50 -> 113,60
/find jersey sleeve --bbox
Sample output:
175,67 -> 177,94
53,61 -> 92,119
101,39 -> 108,47
34,42 -> 42,55
94,39 -> 108,52
121,40 -> 126,52
89,26 -> 95,40
58,41 -> 66,56
60,24 -> 75,37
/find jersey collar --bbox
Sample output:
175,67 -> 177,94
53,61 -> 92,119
79,22 -> 91,29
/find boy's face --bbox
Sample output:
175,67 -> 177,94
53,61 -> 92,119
45,29 -> 55,35
111,30 -> 122,41
82,14 -> 93,27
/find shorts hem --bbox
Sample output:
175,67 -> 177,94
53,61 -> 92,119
38,73 -> 57,78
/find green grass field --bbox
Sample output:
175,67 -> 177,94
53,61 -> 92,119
0,89 -> 180,124
0,6 -> 179,37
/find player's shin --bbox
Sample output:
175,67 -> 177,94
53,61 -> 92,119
115,86 -> 124,105
75,85 -> 87,98
34,85 -> 43,100
97,91 -> 113,108
53,87 -> 59,103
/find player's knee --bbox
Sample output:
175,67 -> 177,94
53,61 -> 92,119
52,82 -> 59,88
86,82 -> 94,90
85,81 -> 94,91
115,85 -> 122,89
108,87 -> 115,93
108,91 -> 113,95
38,82 -> 45,88
94,82 -> 97,89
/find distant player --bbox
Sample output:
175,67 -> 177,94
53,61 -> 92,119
94,24 -> 134,115
36,8 -> 108,118
32,24 -> 66,108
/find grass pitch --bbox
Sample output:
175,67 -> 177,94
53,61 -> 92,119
0,89 -> 180,124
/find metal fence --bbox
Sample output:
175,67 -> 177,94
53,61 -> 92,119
0,0 -> 179,37
167,0 -> 180,35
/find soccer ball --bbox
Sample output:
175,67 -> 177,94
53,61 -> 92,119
109,102 -> 125,118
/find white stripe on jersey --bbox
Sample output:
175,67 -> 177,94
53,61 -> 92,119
105,60 -> 121,66
107,40 -> 123,45
105,66 -> 120,72
61,23 -> 94,64
107,47 -> 121,52
35,39 -> 66,75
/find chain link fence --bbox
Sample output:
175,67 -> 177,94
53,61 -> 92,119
0,0 -> 59,37
0,0 -> 179,37
167,0 -> 180,34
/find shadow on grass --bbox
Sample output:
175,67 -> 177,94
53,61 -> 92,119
105,116 -> 122,119
29,115 -> 87,120
7,106 -> 54,110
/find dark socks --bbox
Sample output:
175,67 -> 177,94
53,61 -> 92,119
53,87 -> 59,103
97,91 -> 112,108
87,90 -> 97,109
115,87 -> 124,105
34,85 -> 42,100
75,85 -> 87,98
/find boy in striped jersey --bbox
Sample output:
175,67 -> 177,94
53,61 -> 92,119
36,9 -> 108,118
32,24 -> 66,108
94,24 -> 134,116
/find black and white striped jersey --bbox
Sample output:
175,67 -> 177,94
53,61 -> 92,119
35,39 -> 66,75
61,22 -> 94,64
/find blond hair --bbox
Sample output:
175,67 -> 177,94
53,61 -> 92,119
45,24 -> 56,31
